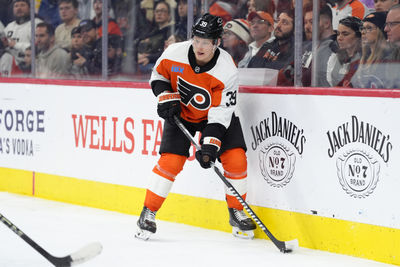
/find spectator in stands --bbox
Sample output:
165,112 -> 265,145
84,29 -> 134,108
276,0 -> 293,15
91,34 -> 123,77
38,0 -> 62,28
3,0 -> 42,65
164,34 -> 184,50
326,16 -> 362,86
70,26 -> 90,77
140,0 -> 177,25
375,0 -> 399,12
0,37 -> 14,77
18,46 -> 31,75
209,1 -> 235,24
278,4 -> 336,86
247,0 -> 275,18
78,0 -> 92,19
242,11 -> 274,67
349,11 -> 391,88
35,22 -> 71,78
303,4 -> 313,41
384,4 -> 400,88
331,0 -> 369,30
55,0 -> 81,50
114,2 -> 148,42
137,1 -> 175,73
222,19 -> 253,67
80,19 -> 98,46
70,26 -> 84,51
92,0 -> 122,38
385,4 -> 400,48
70,19 -> 99,76
106,34 -> 123,77
174,0 -> 198,39
248,9 -> 294,70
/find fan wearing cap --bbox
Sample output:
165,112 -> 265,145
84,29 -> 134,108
350,11 -> 392,88
222,19 -> 253,67
135,13 -> 257,241
245,11 -> 275,61
3,0 -> 42,65
248,9 -> 295,70
69,19 -> 101,77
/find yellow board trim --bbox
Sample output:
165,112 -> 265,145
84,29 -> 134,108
0,167 -> 399,266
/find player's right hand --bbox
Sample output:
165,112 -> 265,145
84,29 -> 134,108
157,91 -> 181,124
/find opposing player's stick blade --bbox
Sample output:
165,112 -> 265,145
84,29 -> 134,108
0,212 -> 102,266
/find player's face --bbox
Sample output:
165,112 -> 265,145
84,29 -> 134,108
192,36 -> 217,65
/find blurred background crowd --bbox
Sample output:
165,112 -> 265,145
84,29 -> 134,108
0,0 -> 399,88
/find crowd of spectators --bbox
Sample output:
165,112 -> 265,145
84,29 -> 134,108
0,0 -> 399,88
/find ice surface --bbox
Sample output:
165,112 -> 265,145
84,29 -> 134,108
0,192 -> 394,267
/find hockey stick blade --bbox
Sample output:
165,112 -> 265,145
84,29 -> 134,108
0,212 -> 102,266
67,242 -> 103,266
173,116 -> 299,253
40,242 -> 103,267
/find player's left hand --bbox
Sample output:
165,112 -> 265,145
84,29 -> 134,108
195,145 -> 217,169
195,136 -> 221,169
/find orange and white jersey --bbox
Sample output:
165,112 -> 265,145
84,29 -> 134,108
150,40 -> 238,129
332,0 -> 369,30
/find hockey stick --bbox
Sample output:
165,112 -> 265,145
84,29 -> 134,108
0,212 -> 102,266
174,116 -> 298,253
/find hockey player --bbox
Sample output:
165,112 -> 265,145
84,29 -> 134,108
135,13 -> 256,240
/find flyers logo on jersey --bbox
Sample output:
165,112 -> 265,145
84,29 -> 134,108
177,77 -> 211,110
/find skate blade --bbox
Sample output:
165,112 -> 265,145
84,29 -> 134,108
232,227 -> 254,239
135,228 -> 153,241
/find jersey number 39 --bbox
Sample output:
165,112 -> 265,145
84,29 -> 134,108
226,91 -> 237,107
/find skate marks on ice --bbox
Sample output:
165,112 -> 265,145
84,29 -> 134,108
0,192 -> 393,267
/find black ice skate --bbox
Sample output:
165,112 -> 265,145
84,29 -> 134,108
228,208 -> 256,239
135,206 -> 157,240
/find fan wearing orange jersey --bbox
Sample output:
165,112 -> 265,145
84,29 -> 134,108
135,13 -> 257,241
